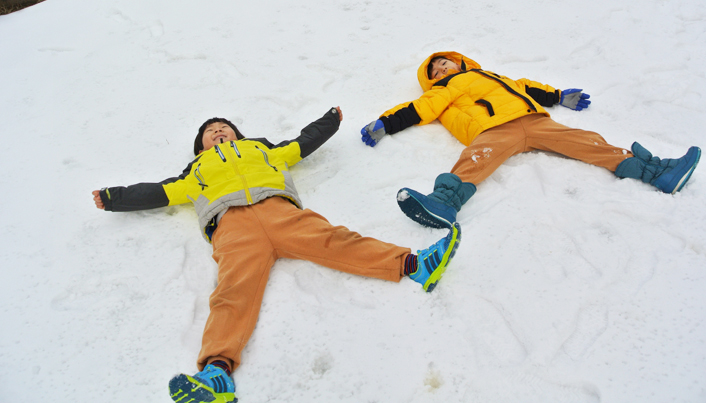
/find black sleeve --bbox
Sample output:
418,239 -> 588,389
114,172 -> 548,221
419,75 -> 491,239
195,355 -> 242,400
379,103 -> 422,134
100,161 -> 194,212
272,107 -> 341,159
525,86 -> 561,107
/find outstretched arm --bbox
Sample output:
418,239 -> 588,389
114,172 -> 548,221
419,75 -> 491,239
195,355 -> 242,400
361,103 -> 421,147
517,78 -> 591,111
296,106 -> 342,158
361,86 -> 455,148
271,107 -> 342,159
91,163 -> 193,212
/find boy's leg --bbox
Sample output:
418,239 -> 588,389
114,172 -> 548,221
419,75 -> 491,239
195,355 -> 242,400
450,114 -> 633,184
426,114 -> 623,227
254,197 -> 410,282
521,114 -> 632,171
397,119 -> 528,229
196,206 -> 277,372
450,118 -> 530,184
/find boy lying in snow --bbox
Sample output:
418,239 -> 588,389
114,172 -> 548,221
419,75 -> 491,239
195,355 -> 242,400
361,51 -> 701,229
91,106 -> 461,403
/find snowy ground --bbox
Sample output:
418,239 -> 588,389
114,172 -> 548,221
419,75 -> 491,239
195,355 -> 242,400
1,0 -> 705,402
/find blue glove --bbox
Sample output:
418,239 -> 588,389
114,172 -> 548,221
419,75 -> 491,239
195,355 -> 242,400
559,88 -> 591,111
360,119 -> 387,147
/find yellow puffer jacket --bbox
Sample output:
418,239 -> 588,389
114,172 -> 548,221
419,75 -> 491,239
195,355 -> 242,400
381,51 -> 561,146
100,108 -> 340,242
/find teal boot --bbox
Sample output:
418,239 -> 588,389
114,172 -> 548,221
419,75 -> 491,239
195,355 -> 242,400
397,173 -> 476,229
615,142 -> 701,194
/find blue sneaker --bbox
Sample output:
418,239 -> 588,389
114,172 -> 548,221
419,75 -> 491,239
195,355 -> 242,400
169,364 -> 237,403
397,188 -> 457,229
653,146 -> 701,194
410,222 -> 462,292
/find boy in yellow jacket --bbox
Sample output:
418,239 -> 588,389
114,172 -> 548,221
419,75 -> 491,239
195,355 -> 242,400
361,51 -> 701,229
91,106 -> 461,403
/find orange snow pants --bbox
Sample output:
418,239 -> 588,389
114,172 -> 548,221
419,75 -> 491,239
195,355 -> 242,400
196,196 -> 410,371
451,114 -> 633,185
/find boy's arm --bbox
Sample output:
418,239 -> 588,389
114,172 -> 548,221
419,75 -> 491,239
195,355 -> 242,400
92,162 -> 193,211
272,107 -> 342,159
517,78 -> 591,111
379,103 -> 422,134
97,181 -> 172,212
361,87 -> 454,147
516,78 -> 560,107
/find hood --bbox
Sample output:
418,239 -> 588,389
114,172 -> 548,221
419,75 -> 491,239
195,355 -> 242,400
417,51 -> 481,91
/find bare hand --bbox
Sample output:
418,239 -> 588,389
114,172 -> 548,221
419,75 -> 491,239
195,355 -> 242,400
92,190 -> 105,210
335,106 -> 343,122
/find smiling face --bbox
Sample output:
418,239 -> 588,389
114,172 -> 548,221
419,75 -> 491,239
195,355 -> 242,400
200,121 -> 238,153
428,57 -> 462,80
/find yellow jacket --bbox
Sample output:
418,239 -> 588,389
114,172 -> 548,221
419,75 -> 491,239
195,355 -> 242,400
380,51 -> 561,146
100,108 -> 340,242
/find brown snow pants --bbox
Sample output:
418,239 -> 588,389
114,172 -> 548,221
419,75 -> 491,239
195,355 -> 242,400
451,114 -> 633,184
196,196 -> 410,371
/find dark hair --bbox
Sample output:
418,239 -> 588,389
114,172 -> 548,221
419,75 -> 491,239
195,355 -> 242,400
426,56 -> 448,80
194,117 -> 245,156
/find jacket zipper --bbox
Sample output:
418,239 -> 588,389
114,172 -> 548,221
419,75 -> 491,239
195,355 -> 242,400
194,164 -> 208,190
230,141 -> 241,158
471,69 -> 537,112
214,145 -> 227,162
256,146 -> 278,171
226,142 -> 252,203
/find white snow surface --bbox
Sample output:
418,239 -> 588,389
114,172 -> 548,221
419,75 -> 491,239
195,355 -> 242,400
2,0 -> 706,402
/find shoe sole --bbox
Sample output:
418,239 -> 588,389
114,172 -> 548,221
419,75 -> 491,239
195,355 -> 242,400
424,223 -> 462,292
169,374 -> 237,403
397,189 -> 453,229
672,147 -> 701,194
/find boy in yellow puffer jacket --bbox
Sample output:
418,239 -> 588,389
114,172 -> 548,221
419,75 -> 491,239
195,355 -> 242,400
361,51 -> 701,229
91,107 -> 461,403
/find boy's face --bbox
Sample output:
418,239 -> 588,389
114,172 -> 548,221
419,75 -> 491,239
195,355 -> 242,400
200,122 -> 238,153
429,58 -> 462,80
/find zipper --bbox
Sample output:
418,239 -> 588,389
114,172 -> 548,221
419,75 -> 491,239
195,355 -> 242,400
227,142 -> 252,203
230,141 -> 241,158
194,163 -> 208,190
214,145 -> 227,162
256,146 -> 278,172
230,156 -> 253,204
471,69 -> 537,112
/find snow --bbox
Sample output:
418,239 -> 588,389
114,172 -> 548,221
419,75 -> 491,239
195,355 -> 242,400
1,0 -> 705,402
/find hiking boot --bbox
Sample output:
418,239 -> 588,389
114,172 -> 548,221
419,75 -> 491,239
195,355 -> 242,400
169,364 -> 237,403
410,222 -> 462,292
